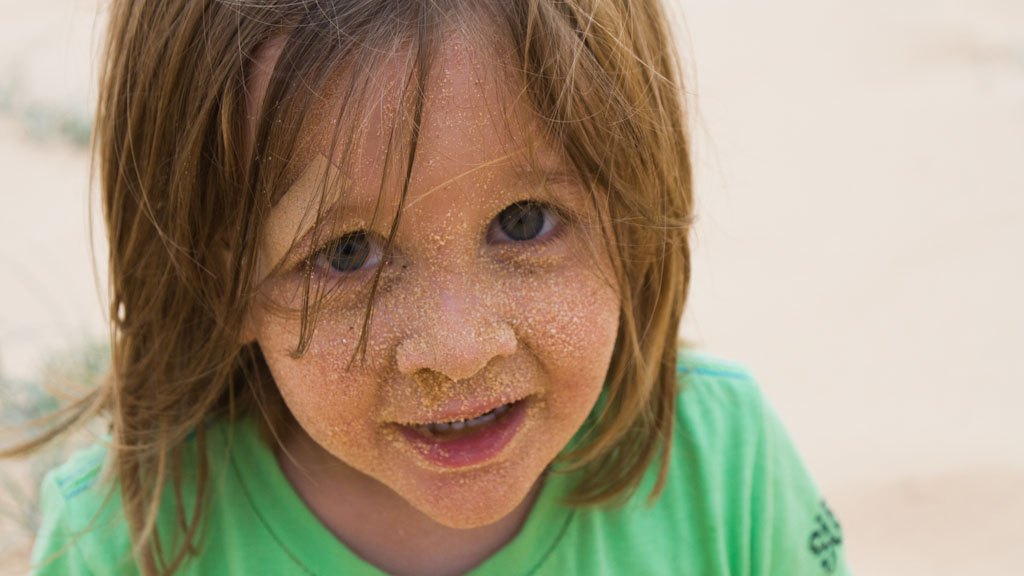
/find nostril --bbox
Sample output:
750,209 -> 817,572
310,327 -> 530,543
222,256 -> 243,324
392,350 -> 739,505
412,368 -> 458,410
413,368 -> 451,390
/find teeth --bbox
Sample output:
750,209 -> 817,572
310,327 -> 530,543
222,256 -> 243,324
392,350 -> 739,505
472,412 -> 497,426
422,402 -> 513,434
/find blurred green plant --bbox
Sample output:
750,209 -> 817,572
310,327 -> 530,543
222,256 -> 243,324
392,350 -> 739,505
0,74 -> 93,149
0,340 -> 109,568
23,103 -> 92,148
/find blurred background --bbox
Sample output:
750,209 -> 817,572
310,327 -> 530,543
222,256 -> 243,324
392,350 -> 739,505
0,0 -> 1021,574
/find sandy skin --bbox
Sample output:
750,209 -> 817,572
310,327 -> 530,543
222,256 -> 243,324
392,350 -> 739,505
242,32 -> 621,575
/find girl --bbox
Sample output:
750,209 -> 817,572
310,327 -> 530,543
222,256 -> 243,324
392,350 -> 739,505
17,0 -> 851,574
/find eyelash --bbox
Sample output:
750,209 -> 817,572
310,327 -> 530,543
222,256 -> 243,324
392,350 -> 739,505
307,199 -> 569,276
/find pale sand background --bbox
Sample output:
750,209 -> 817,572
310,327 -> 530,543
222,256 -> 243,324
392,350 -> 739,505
1,0 -> 1022,574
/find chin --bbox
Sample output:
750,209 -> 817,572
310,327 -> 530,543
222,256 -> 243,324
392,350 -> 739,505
398,460 -> 545,530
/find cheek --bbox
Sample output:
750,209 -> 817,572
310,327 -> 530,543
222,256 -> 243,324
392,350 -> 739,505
512,267 -> 620,401
255,309 -> 380,446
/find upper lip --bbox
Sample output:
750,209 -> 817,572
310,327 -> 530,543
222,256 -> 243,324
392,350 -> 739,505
389,395 -> 529,426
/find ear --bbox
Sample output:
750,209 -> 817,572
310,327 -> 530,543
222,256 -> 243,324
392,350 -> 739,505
238,305 -> 259,346
214,229 -> 262,347
233,256 -> 265,347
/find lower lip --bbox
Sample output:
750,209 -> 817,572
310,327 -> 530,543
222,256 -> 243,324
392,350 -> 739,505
398,400 -> 527,468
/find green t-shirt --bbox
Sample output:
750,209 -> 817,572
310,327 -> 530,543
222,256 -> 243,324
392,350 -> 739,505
32,354 -> 851,575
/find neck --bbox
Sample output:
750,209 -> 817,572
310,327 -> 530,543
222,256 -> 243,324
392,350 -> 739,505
275,424 -> 542,576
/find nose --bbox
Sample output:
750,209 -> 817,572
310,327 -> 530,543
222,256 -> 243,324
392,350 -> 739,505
395,283 -> 517,381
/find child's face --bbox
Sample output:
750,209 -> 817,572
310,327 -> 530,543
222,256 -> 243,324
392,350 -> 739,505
246,36 -> 620,529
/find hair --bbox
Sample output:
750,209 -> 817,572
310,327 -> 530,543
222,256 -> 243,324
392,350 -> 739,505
4,0 -> 692,573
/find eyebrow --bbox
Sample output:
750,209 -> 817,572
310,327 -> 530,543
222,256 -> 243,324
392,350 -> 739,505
283,147 -> 585,221
403,152 -> 515,210
403,152 -> 583,210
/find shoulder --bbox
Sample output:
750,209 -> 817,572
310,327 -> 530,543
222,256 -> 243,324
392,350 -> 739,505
550,352 -> 839,575
663,350 -> 853,575
31,419 -> 307,575
31,423 -> 236,575
32,442 -> 137,575
665,350 -> 769,502
43,442 -> 108,504
673,351 -> 768,450
676,350 -> 762,407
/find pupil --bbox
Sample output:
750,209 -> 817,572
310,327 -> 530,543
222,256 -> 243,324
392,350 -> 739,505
330,232 -> 370,272
498,202 -> 544,241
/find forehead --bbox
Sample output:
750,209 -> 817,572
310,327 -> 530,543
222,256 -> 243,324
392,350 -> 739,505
248,29 -> 566,204
350,35 -> 536,193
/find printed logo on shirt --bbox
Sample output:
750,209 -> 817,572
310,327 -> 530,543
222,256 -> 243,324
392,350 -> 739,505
808,500 -> 843,573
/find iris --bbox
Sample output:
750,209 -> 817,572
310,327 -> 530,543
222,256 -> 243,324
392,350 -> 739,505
328,232 -> 372,272
496,202 -> 546,242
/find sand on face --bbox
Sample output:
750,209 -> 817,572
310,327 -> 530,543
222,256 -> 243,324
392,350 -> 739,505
2,0 -> 1024,573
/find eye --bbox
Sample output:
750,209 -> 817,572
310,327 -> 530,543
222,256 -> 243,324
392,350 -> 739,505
489,201 -> 558,243
313,231 -> 381,274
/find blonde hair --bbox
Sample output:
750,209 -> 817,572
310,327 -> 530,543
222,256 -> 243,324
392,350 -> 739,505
4,0 -> 692,573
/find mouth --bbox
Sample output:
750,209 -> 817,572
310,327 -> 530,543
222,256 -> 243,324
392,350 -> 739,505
395,397 -> 529,468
